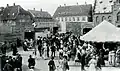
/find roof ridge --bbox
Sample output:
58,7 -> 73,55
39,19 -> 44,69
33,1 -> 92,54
6,5 -> 20,8
28,9 -> 48,13
28,9 -> 52,18
59,4 -> 92,8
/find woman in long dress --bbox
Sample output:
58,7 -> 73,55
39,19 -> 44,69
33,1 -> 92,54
88,56 -> 97,71
57,58 -> 63,71
43,42 -> 48,59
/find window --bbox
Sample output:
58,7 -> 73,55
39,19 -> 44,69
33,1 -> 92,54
117,12 -> 120,21
65,17 -> 67,21
108,16 -> 112,23
19,19 -> 25,22
77,17 -> 80,21
73,17 -> 75,21
61,17 -> 63,21
82,17 -> 86,21
109,0 -> 112,3
102,16 -> 106,21
69,17 -> 71,21
96,16 -> 99,23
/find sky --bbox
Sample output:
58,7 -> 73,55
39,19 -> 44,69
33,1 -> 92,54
0,0 -> 94,16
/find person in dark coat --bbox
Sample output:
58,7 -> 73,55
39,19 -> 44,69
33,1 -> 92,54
38,44 -> 42,57
48,57 -> 56,71
99,49 -> 105,66
51,44 -> 56,57
8,56 -> 13,67
3,60 -> 13,71
16,54 -> 22,71
11,43 -> 18,56
81,49 -> 86,71
28,55 -> 35,69
12,57 -> 16,70
1,55 -> 7,71
47,45 -> 49,57
23,40 -> 28,51
1,41 -> 7,55
17,38 -> 22,47
37,37 -> 42,56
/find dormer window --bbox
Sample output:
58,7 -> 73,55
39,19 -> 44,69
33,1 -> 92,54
103,7 -> 106,10
109,0 -> 112,3
100,1 -> 103,3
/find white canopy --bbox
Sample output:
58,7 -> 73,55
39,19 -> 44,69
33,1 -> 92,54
80,20 -> 120,42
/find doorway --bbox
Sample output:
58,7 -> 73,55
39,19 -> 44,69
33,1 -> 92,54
53,27 -> 58,35
24,31 -> 35,40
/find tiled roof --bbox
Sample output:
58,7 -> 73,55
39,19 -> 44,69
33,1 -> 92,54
28,10 -> 52,18
94,0 -> 116,13
1,5 -> 33,20
53,4 -> 92,17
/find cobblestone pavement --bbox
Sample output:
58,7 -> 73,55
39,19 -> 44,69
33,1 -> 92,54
6,48 -> 120,71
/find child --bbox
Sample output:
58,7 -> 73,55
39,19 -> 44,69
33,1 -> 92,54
28,55 -> 35,69
32,52 -> 36,59
48,57 -> 56,71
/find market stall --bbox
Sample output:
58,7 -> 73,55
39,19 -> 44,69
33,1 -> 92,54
80,20 -> 120,42
80,20 -> 120,66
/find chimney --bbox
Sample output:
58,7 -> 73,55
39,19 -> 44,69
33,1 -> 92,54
85,2 -> 87,5
7,4 -> 9,7
33,8 -> 35,11
77,2 -> 78,5
64,4 -> 66,6
13,3 -> 15,6
40,9 -> 42,12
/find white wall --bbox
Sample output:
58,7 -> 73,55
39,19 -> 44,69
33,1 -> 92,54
56,16 -> 88,22
59,22 -> 66,33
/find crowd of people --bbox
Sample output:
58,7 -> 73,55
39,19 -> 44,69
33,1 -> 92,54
1,54 -> 22,71
1,33 -> 120,71
34,33 -> 104,71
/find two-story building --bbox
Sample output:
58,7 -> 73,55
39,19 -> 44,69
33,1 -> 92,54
53,4 -> 94,35
28,9 -> 59,39
93,0 -> 120,27
0,3 -> 33,42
